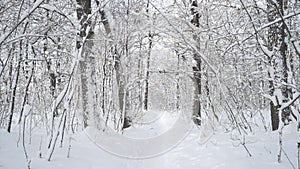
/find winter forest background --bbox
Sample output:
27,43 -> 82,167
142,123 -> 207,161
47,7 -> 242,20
0,0 -> 300,168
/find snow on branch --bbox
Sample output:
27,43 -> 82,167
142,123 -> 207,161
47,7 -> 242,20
279,92 -> 300,112
149,1 -> 218,75
0,0 -> 46,46
222,10 -> 300,57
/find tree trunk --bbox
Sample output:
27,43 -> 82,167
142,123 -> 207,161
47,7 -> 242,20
277,0 -> 291,124
114,53 -> 131,129
267,0 -> 279,130
144,33 -> 152,111
267,0 -> 291,130
97,1 -> 131,129
76,0 -> 92,128
176,53 -> 180,111
144,0 -> 152,111
192,58 -> 201,125
7,43 -> 21,133
190,0 -> 201,125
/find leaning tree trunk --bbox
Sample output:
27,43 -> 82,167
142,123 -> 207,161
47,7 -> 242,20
7,42 -> 21,133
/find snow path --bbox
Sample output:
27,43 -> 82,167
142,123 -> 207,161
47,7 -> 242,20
85,111 -> 193,158
0,122 -> 299,169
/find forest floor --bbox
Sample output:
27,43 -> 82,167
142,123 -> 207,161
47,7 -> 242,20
0,111 -> 299,169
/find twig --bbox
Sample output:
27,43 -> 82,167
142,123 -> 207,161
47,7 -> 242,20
0,0 -> 46,46
278,128 -> 283,163
67,137 -> 72,158
297,142 -> 300,169
38,136 -> 42,158
282,148 -> 296,169
242,135 -> 252,157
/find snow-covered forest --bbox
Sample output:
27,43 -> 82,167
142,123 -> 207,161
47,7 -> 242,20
0,0 -> 300,168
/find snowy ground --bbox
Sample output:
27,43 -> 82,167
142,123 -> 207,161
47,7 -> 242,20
0,112 -> 299,169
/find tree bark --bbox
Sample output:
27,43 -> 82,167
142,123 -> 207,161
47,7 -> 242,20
144,0 -> 152,111
7,43 -> 21,133
144,33 -> 152,111
277,0 -> 291,124
190,0 -> 201,125
76,0 -> 93,128
267,0 -> 291,130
